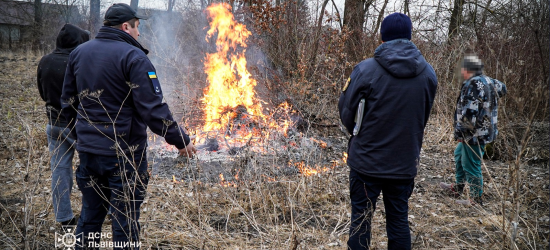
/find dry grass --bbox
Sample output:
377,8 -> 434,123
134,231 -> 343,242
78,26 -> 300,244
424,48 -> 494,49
0,51 -> 548,250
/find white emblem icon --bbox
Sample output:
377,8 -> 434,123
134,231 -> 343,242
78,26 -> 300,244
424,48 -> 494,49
55,226 -> 82,249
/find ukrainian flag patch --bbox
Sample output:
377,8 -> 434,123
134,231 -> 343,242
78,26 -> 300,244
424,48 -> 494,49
148,72 -> 162,94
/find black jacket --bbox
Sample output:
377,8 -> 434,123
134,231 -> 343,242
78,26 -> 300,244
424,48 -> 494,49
338,39 -> 438,179
37,24 -> 89,126
61,26 -> 190,156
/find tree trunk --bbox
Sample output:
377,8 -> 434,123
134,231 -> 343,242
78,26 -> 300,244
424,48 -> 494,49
307,0 -> 330,76
33,0 -> 42,50
373,0 -> 388,35
130,0 -> 139,10
404,0 -> 410,17
168,0 -> 176,12
448,0 -> 464,40
330,0 -> 343,30
475,0 -> 492,49
343,0 -> 365,64
90,0 -> 101,37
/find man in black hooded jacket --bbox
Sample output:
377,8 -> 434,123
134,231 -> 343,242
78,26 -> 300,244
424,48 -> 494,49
37,23 -> 89,228
338,13 -> 437,249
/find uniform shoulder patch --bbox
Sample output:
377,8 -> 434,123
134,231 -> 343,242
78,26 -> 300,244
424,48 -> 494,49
342,77 -> 351,92
148,72 -> 162,94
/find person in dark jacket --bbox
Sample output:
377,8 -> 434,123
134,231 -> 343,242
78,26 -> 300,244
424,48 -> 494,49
60,3 -> 196,248
338,13 -> 437,249
440,54 -> 506,206
37,23 -> 89,228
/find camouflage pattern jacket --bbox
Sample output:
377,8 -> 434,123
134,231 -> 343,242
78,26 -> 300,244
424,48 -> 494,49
454,74 -> 507,145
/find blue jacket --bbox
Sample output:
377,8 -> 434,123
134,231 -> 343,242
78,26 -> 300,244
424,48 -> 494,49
454,74 -> 506,145
338,39 -> 437,179
61,26 -> 190,156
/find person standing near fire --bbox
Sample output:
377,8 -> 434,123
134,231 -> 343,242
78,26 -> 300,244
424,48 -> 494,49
338,13 -> 437,249
440,54 -> 506,206
61,3 -> 196,248
37,23 -> 89,229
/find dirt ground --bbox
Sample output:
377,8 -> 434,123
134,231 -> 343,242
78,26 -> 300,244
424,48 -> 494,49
0,52 -> 548,249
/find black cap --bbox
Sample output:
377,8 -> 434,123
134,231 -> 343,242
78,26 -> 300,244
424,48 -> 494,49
104,3 -> 148,26
462,54 -> 484,73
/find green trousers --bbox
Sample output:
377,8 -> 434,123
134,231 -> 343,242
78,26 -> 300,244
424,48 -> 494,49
454,142 -> 485,198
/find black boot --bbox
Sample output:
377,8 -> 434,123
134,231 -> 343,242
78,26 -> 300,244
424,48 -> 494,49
473,196 -> 483,206
60,216 -> 77,232
455,184 -> 464,195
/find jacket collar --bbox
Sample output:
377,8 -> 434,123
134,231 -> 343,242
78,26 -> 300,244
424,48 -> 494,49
96,26 -> 149,55
375,39 -> 415,54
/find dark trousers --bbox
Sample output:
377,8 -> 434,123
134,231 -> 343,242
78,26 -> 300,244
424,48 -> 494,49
75,151 -> 149,250
348,169 -> 414,250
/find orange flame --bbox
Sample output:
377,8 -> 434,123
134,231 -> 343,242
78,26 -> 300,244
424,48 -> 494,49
219,173 -> 238,187
291,160 -> 330,177
262,175 -> 276,182
202,3 -> 264,132
343,152 -> 348,163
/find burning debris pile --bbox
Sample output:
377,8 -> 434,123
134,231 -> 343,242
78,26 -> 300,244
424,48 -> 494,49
148,3 -> 344,184
196,3 -> 297,155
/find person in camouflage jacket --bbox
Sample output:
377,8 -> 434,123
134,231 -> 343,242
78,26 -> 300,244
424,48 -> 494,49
441,54 -> 507,206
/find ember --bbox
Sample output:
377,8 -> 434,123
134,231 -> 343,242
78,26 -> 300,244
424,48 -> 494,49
219,173 -> 238,188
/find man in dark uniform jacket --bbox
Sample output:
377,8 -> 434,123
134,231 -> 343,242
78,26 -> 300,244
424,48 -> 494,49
61,3 -> 196,248
37,23 -> 89,228
338,13 -> 437,249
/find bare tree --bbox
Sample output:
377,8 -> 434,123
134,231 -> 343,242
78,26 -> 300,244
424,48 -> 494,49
130,0 -> 138,10
89,0 -> 100,37
168,0 -> 176,12
448,0 -> 464,40
306,0 -> 329,76
373,0 -> 388,35
33,0 -> 42,49
343,0 -> 373,63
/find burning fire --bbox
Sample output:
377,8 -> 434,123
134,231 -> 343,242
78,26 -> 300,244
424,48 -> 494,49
147,3 -> 345,188
291,160 -> 331,177
202,3 -> 265,133
343,152 -> 348,163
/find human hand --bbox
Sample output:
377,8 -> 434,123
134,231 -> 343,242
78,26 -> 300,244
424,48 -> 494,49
179,135 -> 197,158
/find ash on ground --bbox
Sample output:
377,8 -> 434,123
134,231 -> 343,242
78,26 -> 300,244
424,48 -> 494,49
147,131 -> 341,184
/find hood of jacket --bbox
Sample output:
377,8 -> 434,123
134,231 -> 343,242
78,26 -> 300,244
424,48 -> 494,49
374,39 -> 428,78
54,24 -> 90,54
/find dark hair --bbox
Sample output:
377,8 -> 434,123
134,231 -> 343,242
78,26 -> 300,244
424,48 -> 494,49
104,18 -> 138,29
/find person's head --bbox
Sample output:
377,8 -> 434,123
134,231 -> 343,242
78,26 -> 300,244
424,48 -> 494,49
103,3 -> 148,40
461,54 -> 484,80
56,23 -> 90,51
380,13 -> 412,42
